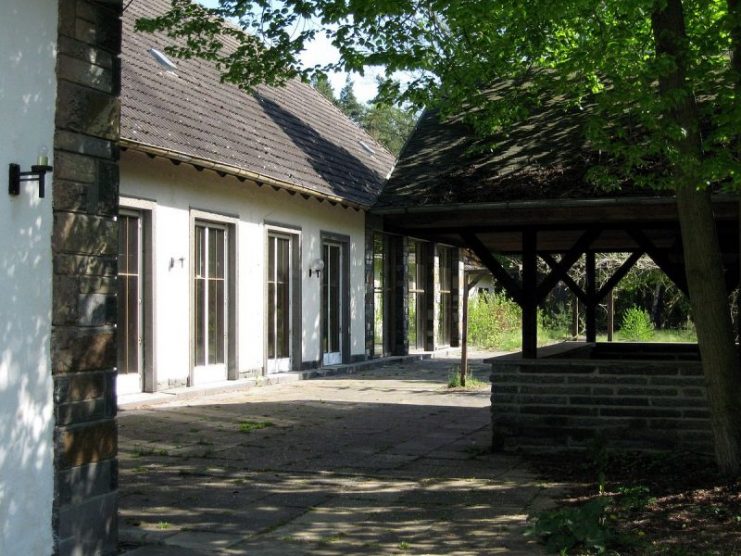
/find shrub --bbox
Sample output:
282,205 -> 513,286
467,291 -> 522,350
620,306 -> 654,341
526,497 -> 615,554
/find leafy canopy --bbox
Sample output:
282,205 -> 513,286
137,0 -> 740,190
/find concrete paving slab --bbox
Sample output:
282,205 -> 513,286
118,353 -> 567,555
119,546 -> 210,556
162,531 -> 243,550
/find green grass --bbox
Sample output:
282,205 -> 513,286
238,420 -> 274,433
447,367 -> 487,388
467,291 -> 698,351
597,329 -> 696,343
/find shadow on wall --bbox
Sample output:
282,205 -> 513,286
302,233 -> 321,366
0,10 -> 57,552
0,195 -> 53,551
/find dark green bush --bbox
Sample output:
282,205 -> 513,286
526,497 -> 614,554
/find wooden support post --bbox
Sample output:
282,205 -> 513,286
461,283 -> 469,387
522,230 -> 538,358
607,289 -> 614,342
586,251 -> 597,343
460,271 -> 487,386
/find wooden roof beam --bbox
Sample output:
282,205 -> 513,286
596,251 -> 643,302
461,232 -> 523,305
535,228 -> 601,303
628,229 -> 689,295
540,254 -> 590,305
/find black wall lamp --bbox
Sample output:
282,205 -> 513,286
309,258 -> 325,278
9,147 -> 53,198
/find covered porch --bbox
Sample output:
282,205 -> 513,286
372,102 -> 741,452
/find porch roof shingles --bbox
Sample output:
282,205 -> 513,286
375,90 -> 662,210
121,0 -> 395,208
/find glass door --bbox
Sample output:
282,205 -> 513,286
408,240 -> 427,351
322,242 -> 342,365
117,212 -> 142,393
193,223 -> 227,383
437,246 -> 452,346
267,233 -> 292,373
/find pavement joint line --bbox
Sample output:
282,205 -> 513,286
118,352 -> 462,410
118,353 -> 551,555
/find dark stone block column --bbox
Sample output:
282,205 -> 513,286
52,1 -> 122,555
364,215 -> 382,358
424,242 -> 437,351
450,248 -> 461,348
391,235 -> 409,356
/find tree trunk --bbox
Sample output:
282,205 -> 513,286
607,289 -> 614,342
652,0 -> 741,475
651,283 -> 664,329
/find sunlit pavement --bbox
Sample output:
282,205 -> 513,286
118,354 -> 563,555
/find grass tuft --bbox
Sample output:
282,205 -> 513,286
238,420 -> 274,433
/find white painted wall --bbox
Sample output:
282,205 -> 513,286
0,2 -> 57,554
469,275 -> 496,298
121,151 -> 367,388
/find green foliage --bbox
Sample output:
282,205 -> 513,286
467,291 -> 570,351
616,485 -> 655,512
314,76 -> 416,155
615,258 -> 692,331
311,74 -> 338,104
525,497 -> 615,554
338,76 -> 365,123
238,420 -> 273,433
620,306 -> 655,341
137,0 -> 741,190
362,102 -> 417,155
467,291 -> 522,351
586,433 -> 610,495
447,365 -> 486,388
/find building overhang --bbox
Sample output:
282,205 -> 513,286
120,138 -> 368,212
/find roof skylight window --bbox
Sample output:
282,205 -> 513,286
148,48 -> 178,73
359,141 -> 375,156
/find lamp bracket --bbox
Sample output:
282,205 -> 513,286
9,163 -> 53,198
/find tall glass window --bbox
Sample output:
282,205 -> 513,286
437,245 -> 452,346
322,242 -> 342,360
373,233 -> 390,357
118,212 -> 141,375
194,224 -> 226,367
267,234 -> 291,366
408,240 -> 427,351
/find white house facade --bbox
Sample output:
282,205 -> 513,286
119,151 -> 369,392
0,2 -> 57,553
2,1 -> 121,554
117,0 -> 464,396
119,0 -> 455,396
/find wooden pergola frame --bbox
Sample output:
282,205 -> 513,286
375,196 -> 740,358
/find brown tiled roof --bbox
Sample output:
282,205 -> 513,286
121,0 -> 395,208
375,86 -> 661,210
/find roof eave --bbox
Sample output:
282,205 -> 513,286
371,194 -> 740,216
120,138 -> 371,211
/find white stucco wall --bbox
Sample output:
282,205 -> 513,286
121,151 -> 367,387
0,2 -> 57,554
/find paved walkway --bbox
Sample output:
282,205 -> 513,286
118,355 -> 563,555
